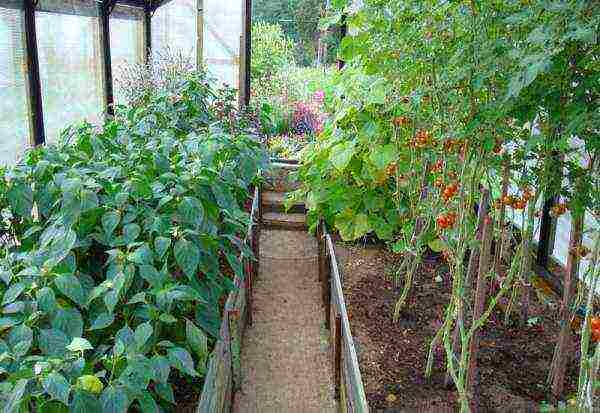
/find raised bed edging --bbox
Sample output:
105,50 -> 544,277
318,220 -> 370,413
197,186 -> 260,412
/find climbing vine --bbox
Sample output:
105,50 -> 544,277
293,0 -> 599,409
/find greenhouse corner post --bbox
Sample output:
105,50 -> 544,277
100,1 -> 116,117
24,0 -> 45,146
144,1 -> 152,63
244,0 -> 251,107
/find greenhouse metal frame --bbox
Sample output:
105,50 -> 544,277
2,0 -> 252,147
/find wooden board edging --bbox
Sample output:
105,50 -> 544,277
197,187 -> 260,413
324,229 -> 369,413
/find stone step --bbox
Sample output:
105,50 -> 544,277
263,162 -> 301,193
262,212 -> 307,230
262,191 -> 305,214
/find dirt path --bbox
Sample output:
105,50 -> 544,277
233,229 -> 337,413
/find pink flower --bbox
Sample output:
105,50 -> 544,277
313,90 -> 325,104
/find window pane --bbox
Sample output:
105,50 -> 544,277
152,0 -> 197,64
204,0 -> 242,88
110,7 -> 143,105
36,11 -> 103,143
0,4 -> 30,165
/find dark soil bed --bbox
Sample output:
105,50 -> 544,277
336,242 -> 579,412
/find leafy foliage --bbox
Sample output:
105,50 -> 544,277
295,0 -> 599,410
0,70 -> 267,411
251,22 -> 296,80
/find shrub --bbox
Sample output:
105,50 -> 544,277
0,67 -> 267,411
251,22 -> 295,80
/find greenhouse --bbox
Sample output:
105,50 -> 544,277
0,0 -> 598,412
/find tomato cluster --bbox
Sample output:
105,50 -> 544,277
591,317 -> 600,342
412,130 -> 434,148
442,182 -> 459,202
430,159 -> 444,173
571,245 -> 591,259
437,212 -> 457,229
499,191 -> 530,210
551,203 -> 568,217
392,116 -> 411,127
443,138 -> 463,153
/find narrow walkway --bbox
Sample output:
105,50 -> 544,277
233,229 -> 337,412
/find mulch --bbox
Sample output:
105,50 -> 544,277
336,242 -> 579,412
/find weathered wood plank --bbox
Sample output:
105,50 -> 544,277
198,188 -> 259,412
326,233 -> 369,413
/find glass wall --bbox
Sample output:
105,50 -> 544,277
152,0 -> 197,63
110,5 -> 144,105
0,3 -> 30,165
204,0 -> 242,88
36,10 -> 103,143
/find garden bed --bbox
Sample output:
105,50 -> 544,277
335,242 -> 579,412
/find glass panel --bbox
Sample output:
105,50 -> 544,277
204,0 -> 242,88
0,5 -> 30,165
553,211 -> 598,278
36,11 -> 103,143
152,0 -> 197,64
110,8 -> 143,105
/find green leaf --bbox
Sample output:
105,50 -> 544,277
3,379 -> 28,413
330,141 -> 356,171
428,239 -> 446,253
7,324 -> 33,357
100,386 -> 129,413
369,144 -> 397,170
39,328 -> 70,357
67,337 -> 93,352
2,282 -> 25,306
154,382 -> 174,404
101,211 -> 121,239
151,355 -> 171,383
128,244 -> 153,265
37,287 -> 57,314
52,308 -> 84,338
54,274 -> 86,306
186,319 -> 208,359
42,372 -> 70,405
154,237 -> 171,260
335,212 -> 372,241
178,197 -> 205,229
136,392 -> 159,413
71,389 -> 102,413
122,224 -> 141,243
174,239 -> 199,278
7,182 -> 33,218
134,322 -> 153,349
167,347 -> 198,377
138,265 -> 164,289
89,313 -> 114,331
76,375 -> 104,395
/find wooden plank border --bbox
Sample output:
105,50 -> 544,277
197,186 -> 260,412
322,223 -> 369,412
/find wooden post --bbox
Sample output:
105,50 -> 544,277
334,314 -> 342,398
228,309 -> 242,392
467,190 -> 493,402
24,0 -> 45,146
446,189 -> 490,386
551,212 -> 584,399
320,221 -> 332,329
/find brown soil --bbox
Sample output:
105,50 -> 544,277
336,243 -> 579,412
